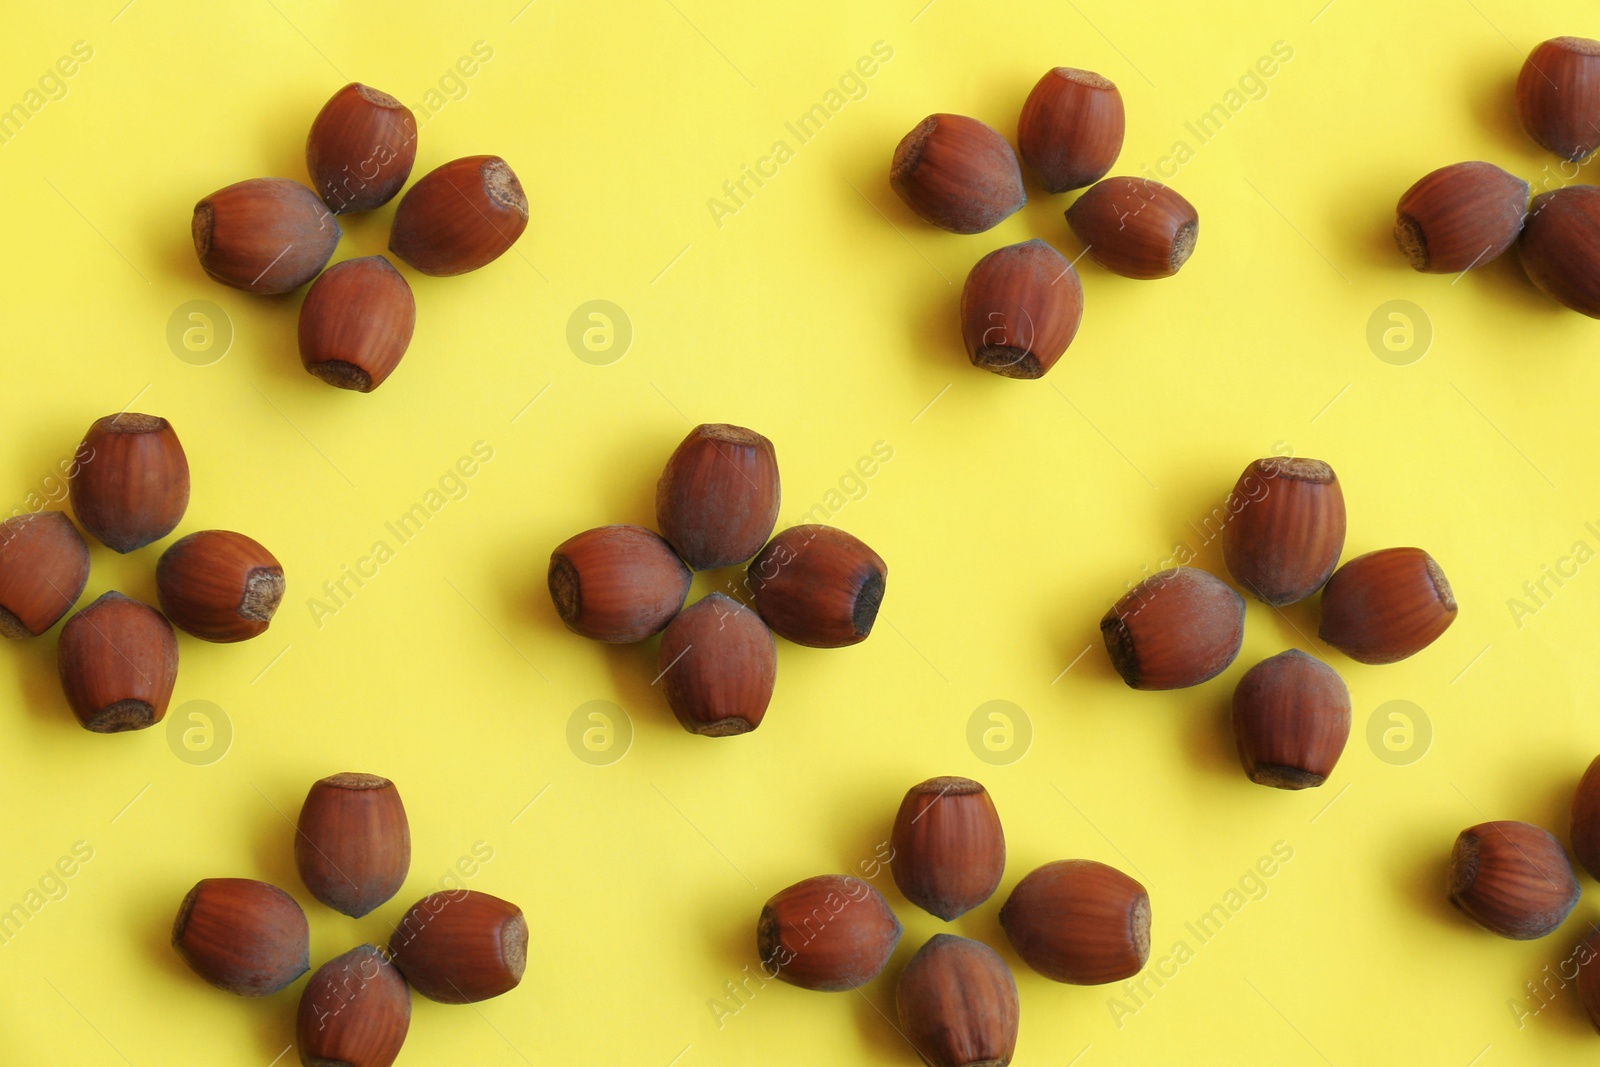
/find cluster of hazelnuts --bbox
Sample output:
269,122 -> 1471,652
0,412 -> 283,732
757,776 -> 1148,1067
171,772 -> 526,1065
192,82 -> 528,391
547,423 -> 888,736
1099,456 -> 1456,790
888,67 -> 1199,380
1394,36 -> 1600,316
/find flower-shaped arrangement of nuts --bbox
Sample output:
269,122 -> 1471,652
1393,36 -> 1600,315
172,772 -> 526,1065
1099,457 -> 1456,790
547,423 -> 887,736
192,82 -> 528,391
0,411 -> 285,732
757,776 -> 1149,1066
889,68 -> 1199,380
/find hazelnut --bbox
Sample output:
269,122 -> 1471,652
58,591 -> 178,733
305,83 -> 418,214
1000,859 -> 1150,984
0,511 -> 89,638
156,530 -> 284,643
1065,176 -> 1198,279
68,412 -> 189,553
1520,185 -> 1600,318
1318,547 -> 1456,664
747,525 -> 886,648
757,874 -> 901,991
389,155 -> 528,276
890,114 -> 1026,234
959,238 -> 1083,379
1100,567 -> 1244,690
1516,37 -> 1600,161
1231,650 -> 1351,790
890,777 -> 1005,921
1220,457 -> 1346,606
192,178 -> 340,294
1017,67 -> 1124,193
1569,753 -> 1600,881
896,934 -> 1019,1067
295,773 -> 411,918
296,944 -> 410,1067
657,593 -> 777,737
1393,162 -> 1528,273
172,878 -> 309,997
389,891 -> 527,1003
1448,820 -> 1579,940
656,423 -> 780,569
548,525 -> 691,643
297,255 -> 416,392
1577,928 -> 1600,1032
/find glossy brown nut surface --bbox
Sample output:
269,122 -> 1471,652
658,594 -> 776,737
1066,176 -> 1198,279
656,423 -> 780,569
1572,754 -> 1600,881
157,530 -> 283,643
747,525 -> 886,647
0,511 -> 89,637
296,944 -> 411,1067
192,178 -> 340,294
1517,37 -> 1600,161
1319,547 -> 1456,664
298,256 -> 416,392
173,878 -> 310,997
1018,67 -> 1124,193
891,777 -> 1005,921
757,875 -> 901,991
306,83 -> 418,213
69,412 -> 189,553
389,156 -> 528,276
896,934 -> 1019,1067
891,114 -> 1026,234
960,239 -> 1083,380
389,891 -> 527,1003
1231,650 -> 1351,790
1000,859 -> 1150,984
1448,821 -> 1579,940
296,773 -> 411,918
1394,162 -> 1528,273
1521,186 -> 1600,318
1221,457 -> 1345,606
548,524 -> 691,643
58,591 -> 178,732
1101,567 -> 1244,689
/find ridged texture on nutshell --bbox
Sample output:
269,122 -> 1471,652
58,591 -> 178,733
656,423 -> 780,569
298,256 -> 416,392
156,530 -> 284,643
747,524 -> 886,648
1220,457 -> 1346,606
1066,176 -> 1198,279
959,239 -> 1083,380
389,891 -> 528,1003
1017,67 -> 1124,193
657,594 -> 776,737
1100,567 -> 1244,690
1000,859 -> 1150,985
1318,547 -> 1456,664
1520,186 -> 1600,318
389,155 -> 528,276
548,524 -> 691,643
172,877 -> 310,997
756,874 -> 902,991
891,776 -> 1005,921
1231,650 -> 1351,790
1569,753 -> 1600,882
1578,927 -> 1600,1033
1393,162 -> 1528,273
297,944 -> 411,1067
0,511 -> 89,638
305,83 -> 418,214
1516,37 -> 1600,162
1448,821 -> 1579,940
192,178 -> 340,295
296,773 -> 411,919
896,934 -> 1019,1067
69,412 -> 190,553
890,114 -> 1026,234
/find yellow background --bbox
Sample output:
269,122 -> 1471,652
1,0 -> 1598,1063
